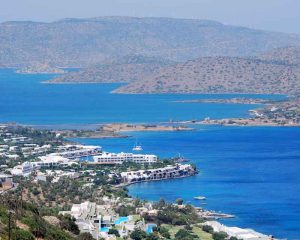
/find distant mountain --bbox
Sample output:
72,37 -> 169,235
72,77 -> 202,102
1,17 -> 300,67
113,56 -> 300,95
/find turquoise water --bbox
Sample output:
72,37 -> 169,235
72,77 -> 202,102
1,69 -> 299,239
146,224 -> 157,233
100,227 -> 109,232
114,216 -> 129,225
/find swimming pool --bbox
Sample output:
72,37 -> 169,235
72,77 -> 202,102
146,224 -> 157,233
100,227 -> 109,232
114,216 -> 129,225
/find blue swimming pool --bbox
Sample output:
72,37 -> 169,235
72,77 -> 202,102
100,227 -> 109,232
146,224 -> 157,233
114,216 -> 129,225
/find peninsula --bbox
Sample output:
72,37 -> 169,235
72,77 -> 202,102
56,123 -> 193,139
16,63 -> 67,74
175,97 -> 274,105
179,98 -> 300,127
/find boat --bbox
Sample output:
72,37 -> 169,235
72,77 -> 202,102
132,142 -> 143,151
172,153 -> 189,163
194,196 -> 206,200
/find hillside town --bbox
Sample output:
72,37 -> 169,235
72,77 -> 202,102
0,124 -> 274,240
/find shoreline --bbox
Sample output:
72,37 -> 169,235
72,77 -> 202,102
115,173 -> 197,188
176,118 -> 300,127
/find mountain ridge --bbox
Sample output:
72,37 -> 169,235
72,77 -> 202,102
1,16 -> 300,67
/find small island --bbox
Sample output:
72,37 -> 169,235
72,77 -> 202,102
16,63 -> 67,74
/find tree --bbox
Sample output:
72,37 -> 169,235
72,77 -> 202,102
212,231 -> 228,240
146,233 -> 159,240
156,198 -> 166,209
202,225 -> 214,233
176,198 -> 184,205
59,214 -> 80,235
77,232 -> 95,240
154,226 -> 170,239
130,229 -> 147,240
174,229 -> 195,240
108,228 -> 120,237
229,237 -> 239,240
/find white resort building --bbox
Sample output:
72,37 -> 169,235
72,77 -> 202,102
93,152 -> 157,165
56,145 -> 102,159
121,164 -> 195,183
11,161 -> 34,176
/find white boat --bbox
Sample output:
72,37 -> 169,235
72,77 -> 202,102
132,142 -> 143,151
194,196 -> 206,200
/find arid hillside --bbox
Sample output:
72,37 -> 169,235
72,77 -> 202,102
113,57 -> 300,95
259,46 -> 300,65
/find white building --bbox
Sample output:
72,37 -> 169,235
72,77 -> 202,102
11,161 -> 34,176
60,201 -> 103,239
57,145 -> 102,159
93,152 -> 157,165
121,164 -> 195,183
33,154 -> 71,168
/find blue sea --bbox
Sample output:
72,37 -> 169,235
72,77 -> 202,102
1,68 -> 300,239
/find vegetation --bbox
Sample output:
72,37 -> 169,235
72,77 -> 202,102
0,195 -> 75,240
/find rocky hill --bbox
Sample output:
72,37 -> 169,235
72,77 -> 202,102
1,17 -> 300,67
259,46 -> 300,66
49,55 -> 172,83
113,57 -> 300,95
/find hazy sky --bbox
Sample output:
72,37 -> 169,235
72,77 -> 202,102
1,0 -> 300,33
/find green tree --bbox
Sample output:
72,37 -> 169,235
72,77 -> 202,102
130,229 -> 147,240
202,225 -> 213,233
176,198 -> 184,205
146,233 -> 160,240
108,228 -> 120,237
212,231 -> 228,240
175,229 -> 195,240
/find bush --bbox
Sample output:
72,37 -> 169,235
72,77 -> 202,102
130,229 -> 147,240
154,226 -> 170,239
202,225 -> 214,233
108,228 -> 120,237
77,232 -> 95,240
212,231 -> 228,240
45,227 -> 70,240
184,225 -> 193,231
176,198 -> 184,205
175,229 -> 195,240
11,229 -> 35,240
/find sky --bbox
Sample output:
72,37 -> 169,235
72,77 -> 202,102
1,0 -> 300,33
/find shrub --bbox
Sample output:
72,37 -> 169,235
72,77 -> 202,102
11,229 -> 35,240
130,229 -> 147,240
202,225 -> 214,233
77,232 -> 95,240
212,231 -> 228,240
108,228 -> 120,237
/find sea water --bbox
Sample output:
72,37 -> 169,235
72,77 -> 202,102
1,68 -> 299,239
